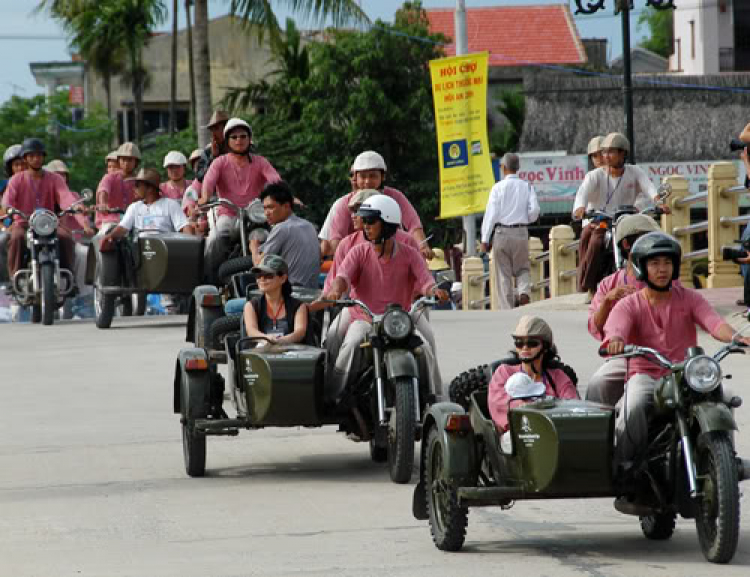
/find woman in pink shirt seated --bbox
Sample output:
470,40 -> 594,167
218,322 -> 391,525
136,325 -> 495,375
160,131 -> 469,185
488,316 -> 579,432
160,151 -> 190,201
603,232 -> 750,469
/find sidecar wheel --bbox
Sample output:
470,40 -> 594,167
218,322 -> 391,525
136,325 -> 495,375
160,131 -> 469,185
695,432 -> 739,563
209,315 -> 241,350
182,420 -> 206,477
217,256 -> 256,285
40,262 -> 55,326
425,426 -> 468,551
388,377 -> 416,484
640,512 -> 676,540
94,285 -> 115,329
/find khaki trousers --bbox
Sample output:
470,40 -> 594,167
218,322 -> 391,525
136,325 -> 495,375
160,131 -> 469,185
491,227 -> 530,310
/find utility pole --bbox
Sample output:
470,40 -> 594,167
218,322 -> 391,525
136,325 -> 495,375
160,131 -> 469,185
455,0 -> 476,256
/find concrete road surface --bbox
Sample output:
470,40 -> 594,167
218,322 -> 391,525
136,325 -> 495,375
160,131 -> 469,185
1,307 -> 749,577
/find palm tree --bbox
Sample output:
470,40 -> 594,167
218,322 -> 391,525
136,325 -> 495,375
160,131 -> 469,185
169,0 -> 179,134
191,0 -> 369,147
185,0 -> 197,130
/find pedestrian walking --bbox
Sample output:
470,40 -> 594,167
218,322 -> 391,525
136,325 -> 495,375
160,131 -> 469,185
480,152 -> 540,309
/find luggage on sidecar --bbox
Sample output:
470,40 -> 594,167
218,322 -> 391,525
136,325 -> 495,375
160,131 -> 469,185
469,391 -> 616,495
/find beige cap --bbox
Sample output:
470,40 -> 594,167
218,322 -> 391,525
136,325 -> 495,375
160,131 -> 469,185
46,159 -> 68,173
428,248 -> 450,271
615,213 -> 661,245
348,188 -> 379,209
106,150 -> 119,162
587,136 -> 604,155
204,110 -> 230,129
601,132 -> 630,153
189,148 -> 202,164
127,167 -> 161,189
512,315 -> 554,345
117,142 -> 142,160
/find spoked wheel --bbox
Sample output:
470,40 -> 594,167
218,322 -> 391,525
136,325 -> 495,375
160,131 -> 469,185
640,512 -> 676,540
41,262 -> 55,326
425,426 -> 468,551
695,432 -> 740,563
181,419 -> 206,477
387,377 -> 416,484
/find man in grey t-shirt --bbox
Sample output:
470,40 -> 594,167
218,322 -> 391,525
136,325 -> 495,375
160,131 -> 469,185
250,181 -> 320,289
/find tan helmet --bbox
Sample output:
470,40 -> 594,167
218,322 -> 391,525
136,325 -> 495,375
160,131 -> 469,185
512,315 -> 554,347
127,167 -> 161,189
46,159 -> 68,173
587,136 -> 604,156
188,148 -> 202,164
348,188 -> 380,209
615,213 -> 661,246
602,132 -> 630,153
117,141 -> 142,160
105,150 -> 119,163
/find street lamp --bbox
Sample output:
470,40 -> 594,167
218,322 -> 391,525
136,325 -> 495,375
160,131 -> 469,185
574,0 -> 676,164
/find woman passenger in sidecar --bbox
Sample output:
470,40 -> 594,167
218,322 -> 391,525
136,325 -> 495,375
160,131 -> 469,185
242,254 -> 309,345
488,316 -> 579,434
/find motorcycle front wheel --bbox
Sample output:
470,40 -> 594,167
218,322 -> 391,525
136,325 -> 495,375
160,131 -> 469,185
695,432 -> 740,563
388,377 -> 416,484
41,262 -> 55,326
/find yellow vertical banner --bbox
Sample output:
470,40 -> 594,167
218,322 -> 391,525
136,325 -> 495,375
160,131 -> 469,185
429,52 -> 494,219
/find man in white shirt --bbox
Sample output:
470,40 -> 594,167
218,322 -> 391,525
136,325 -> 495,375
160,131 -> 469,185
572,132 -> 669,298
480,152 -> 540,309
100,168 -> 195,251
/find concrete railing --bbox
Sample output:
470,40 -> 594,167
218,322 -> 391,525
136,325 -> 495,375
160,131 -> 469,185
461,163 -> 748,309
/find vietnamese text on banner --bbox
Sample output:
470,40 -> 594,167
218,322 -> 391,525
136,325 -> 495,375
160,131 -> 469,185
429,52 -> 495,219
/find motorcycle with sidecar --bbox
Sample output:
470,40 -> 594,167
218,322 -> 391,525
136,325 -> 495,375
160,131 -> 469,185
413,336 -> 750,564
174,296 -> 437,483
5,191 -> 91,325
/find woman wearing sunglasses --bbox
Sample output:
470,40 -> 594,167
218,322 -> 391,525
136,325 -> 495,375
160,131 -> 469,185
243,254 -> 309,345
488,316 -> 579,432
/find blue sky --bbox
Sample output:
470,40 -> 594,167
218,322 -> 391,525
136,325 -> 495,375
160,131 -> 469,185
0,0 -> 651,105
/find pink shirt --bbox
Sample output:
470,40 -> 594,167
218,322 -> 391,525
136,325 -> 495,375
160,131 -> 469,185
59,189 -> 90,232
328,186 -> 422,242
160,179 -> 191,201
96,172 -> 135,228
603,286 -> 725,379
335,240 -> 435,323
324,229 -> 419,292
588,269 -> 646,341
488,364 -> 578,431
2,170 -> 81,226
201,154 -> 280,218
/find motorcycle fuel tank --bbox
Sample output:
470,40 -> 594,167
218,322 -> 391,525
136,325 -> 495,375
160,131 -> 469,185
508,399 -> 614,495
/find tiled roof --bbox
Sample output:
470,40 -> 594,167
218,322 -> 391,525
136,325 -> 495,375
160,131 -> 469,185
426,5 -> 587,67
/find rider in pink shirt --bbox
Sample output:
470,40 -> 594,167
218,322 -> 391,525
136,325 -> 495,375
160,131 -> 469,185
95,142 -> 139,229
327,150 -> 432,259
321,194 -> 448,403
160,150 -> 191,201
603,232 -> 750,467
198,118 -> 280,283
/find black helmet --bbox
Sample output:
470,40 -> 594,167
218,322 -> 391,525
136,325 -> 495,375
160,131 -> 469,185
630,232 -> 681,283
21,138 -> 46,158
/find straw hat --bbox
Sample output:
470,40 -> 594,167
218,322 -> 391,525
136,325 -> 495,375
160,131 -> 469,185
428,248 -> 450,271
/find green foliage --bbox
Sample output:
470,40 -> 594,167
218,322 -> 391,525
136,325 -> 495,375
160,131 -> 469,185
0,91 -> 114,192
489,88 -> 525,157
234,1 -> 448,237
637,7 -> 673,59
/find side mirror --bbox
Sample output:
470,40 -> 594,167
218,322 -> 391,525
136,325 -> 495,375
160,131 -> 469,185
434,269 -> 456,285
81,188 -> 94,202
657,182 -> 672,202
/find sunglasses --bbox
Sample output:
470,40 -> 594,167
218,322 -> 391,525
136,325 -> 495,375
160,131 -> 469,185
229,133 -> 249,140
513,338 -> 541,349
360,215 -> 379,225
256,272 -> 280,280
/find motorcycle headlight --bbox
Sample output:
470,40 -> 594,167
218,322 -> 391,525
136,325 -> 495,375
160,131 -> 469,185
382,309 -> 412,340
684,355 -> 722,393
247,200 -> 266,224
30,210 -> 58,236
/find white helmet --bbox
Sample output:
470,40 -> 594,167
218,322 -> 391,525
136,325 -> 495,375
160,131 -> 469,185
358,194 -> 401,226
505,372 -> 545,400
352,150 -> 387,173
223,117 -> 253,139
163,150 -> 187,167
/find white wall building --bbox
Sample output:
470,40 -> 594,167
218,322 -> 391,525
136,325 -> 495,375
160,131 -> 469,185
670,0 -> 749,74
